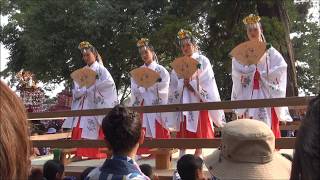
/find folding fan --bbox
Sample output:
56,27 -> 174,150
71,68 -> 97,88
230,40 -> 267,65
130,67 -> 161,88
171,56 -> 199,79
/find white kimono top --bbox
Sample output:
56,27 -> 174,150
166,52 -> 226,133
130,61 -> 170,138
62,61 -> 118,139
231,46 -> 292,127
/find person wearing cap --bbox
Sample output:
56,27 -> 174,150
231,14 -> 292,138
204,119 -> 291,179
47,127 -> 57,134
130,38 -> 170,139
62,41 -> 118,159
167,29 -> 226,157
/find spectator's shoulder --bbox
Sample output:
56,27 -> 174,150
126,173 -> 147,180
172,170 -> 181,180
85,167 -> 101,180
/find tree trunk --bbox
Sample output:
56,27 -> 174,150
120,84 -> 130,103
257,0 -> 299,96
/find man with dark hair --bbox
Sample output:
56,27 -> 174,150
139,164 -> 158,180
86,105 -> 149,180
28,168 -> 43,180
43,160 -> 65,180
175,154 -> 204,180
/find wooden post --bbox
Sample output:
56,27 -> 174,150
150,148 -> 178,170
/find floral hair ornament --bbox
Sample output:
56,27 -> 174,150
177,29 -> 192,40
137,38 -> 149,48
137,38 -> 151,53
177,29 -> 195,47
137,38 -> 150,48
78,41 -> 93,53
78,41 -> 104,65
137,38 -> 159,63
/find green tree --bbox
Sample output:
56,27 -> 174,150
1,0 -> 318,102
291,2 -> 320,95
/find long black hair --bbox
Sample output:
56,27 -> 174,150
290,94 -> 320,180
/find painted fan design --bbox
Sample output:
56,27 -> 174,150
130,67 -> 161,88
171,56 -> 199,79
70,68 -> 97,88
230,40 -> 267,65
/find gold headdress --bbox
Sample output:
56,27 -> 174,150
136,38 -> 158,63
177,29 -> 192,40
137,38 -> 150,48
243,14 -> 261,25
78,41 -> 104,65
243,14 -> 266,42
176,29 -> 196,47
78,41 -> 93,50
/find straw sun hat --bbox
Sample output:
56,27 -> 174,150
204,119 -> 291,180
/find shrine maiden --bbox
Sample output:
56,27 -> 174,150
166,29 -> 225,157
63,41 -> 118,158
130,38 -> 170,139
231,14 -> 292,138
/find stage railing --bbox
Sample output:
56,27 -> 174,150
32,138 -> 296,149
29,96 -> 314,149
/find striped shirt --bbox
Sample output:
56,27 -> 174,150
86,156 -> 149,180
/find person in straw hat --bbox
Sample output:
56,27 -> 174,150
166,29 -> 226,157
62,41 -> 118,159
130,38 -> 171,140
231,14 -> 292,138
204,119 -> 291,179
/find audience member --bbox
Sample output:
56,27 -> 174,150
175,154 -> 204,180
204,119 -> 291,179
290,95 -> 320,180
0,81 -> 31,179
47,127 -> 57,134
86,105 -> 148,180
29,168 -> 44,180
43,160 -> 64,180
140,164 -> 158,180
281,153 -> 293,162
80,167 -> 95,180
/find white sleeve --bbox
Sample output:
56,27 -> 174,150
87,66 -> 115,93
73,82 -> 87,99
130,78 -> 144,106
189,56 -> 226,127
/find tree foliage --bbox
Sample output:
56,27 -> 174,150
1,0 -> 318,102
290,2 -> 320,95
